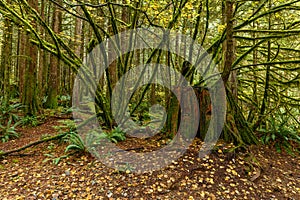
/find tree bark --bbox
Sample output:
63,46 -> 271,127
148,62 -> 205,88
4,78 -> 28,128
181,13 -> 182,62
22,0 -> 39,115
45,0 -> 62,109
222,0 -> 258,144
0,7 -> 13,101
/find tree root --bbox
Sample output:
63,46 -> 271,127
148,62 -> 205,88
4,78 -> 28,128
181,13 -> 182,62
0,132 -> 68,158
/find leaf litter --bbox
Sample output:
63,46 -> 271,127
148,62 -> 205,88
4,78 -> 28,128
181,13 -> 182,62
0,118 -> 299,199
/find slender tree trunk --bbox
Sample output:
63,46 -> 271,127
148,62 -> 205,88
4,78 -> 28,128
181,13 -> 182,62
45,0 -> 62,108
72,5 -> 83,106
0,8 -> 13,101
23,0 -> 39,115
253,0 -> 272,131
19,29 -> 26,103
247,14 -> 258,123
38,0 -> 46,96
222,0 -> 234,85
222,0 -> 258,144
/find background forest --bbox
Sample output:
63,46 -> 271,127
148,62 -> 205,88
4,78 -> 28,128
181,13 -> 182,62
0,0 -> 299,150
0,0 -> 299,199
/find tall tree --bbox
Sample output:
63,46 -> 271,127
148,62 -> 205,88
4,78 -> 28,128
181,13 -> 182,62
22,0 -> 39,115
0,0 -> 13,102
222,0 -> 259,144
45,0 -> 62,108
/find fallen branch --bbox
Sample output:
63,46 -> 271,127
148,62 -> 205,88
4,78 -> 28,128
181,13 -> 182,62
250,168 -> 261,182
0,132 -> 68,158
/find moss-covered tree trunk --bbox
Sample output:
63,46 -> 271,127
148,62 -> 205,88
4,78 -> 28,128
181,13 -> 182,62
0,6 -> 13,102
45,0 -> 62,109
166,86 -> 209,139
166,87 -> 180,135
37,0 -> 46,96
194,87 -> 211,140
22,0 -> 40,116
221,0 -> 258,145
225,88 -> 259,144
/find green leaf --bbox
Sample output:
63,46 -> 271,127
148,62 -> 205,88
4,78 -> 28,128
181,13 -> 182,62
275,143 -> 281,153
65,144 -> 85,152
265,135 -> 270,143
271,134 -> 276,141
53,157 -> 61,165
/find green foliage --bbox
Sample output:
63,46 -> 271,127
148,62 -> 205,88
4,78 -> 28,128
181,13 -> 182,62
130,101 -> 151,124
21,115 -> 39,127
260,114 -> 300,155
64,131 -> 86,153
116,162 -> 134,174
50,119 -> 86,155
53,119 -> 76,133
61,107 -> 73,115
40,134 -> 52,140
0,98 -> 23,142
43,153 -> 68,165
0,117 -> 21,142
58,95 -> 71,107
63,126 -> 126,156
60,119 -> 76,131
0,97 -> 22,124
46,142 -> 55,151
107,127 -> 127,143
9,84 -> 19,99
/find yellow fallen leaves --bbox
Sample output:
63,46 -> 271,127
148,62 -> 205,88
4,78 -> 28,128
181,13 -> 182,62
205,177 -> 215,184
160,182 -> 167,188
192,184 -> 198,190
276,178 -> 282,183
231,170 -> 238,176
157,186 -> 163,192
229,183 -> 237,187
79,176 -> 85,182
226,168 -> 239,176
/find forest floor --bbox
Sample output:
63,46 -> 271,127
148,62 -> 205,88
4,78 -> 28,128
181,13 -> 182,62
0,117 -> 299,200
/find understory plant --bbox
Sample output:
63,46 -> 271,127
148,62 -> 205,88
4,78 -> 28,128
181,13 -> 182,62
64,126 -> 127,154
0,117 -> 21,142
106,127 -> 127,143
50,120 -> 127,164
260,114 -> 300,155
0,98 -> 23,142
21,115 -> 39,127
64,130 -> 86,153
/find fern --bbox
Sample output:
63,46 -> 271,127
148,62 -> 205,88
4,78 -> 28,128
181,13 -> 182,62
65,131 -> 86,153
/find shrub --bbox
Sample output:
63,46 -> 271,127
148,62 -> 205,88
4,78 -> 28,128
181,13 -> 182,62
0,98 -> 23,142
21,115 -> 39,127
260,114 -> 300,155
0,117 -> 21,142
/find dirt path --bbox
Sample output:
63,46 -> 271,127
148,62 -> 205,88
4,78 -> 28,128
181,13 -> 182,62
0,118 -> 299,199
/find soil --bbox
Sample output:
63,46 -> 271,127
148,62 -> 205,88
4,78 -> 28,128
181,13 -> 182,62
0,117 -> 299,200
